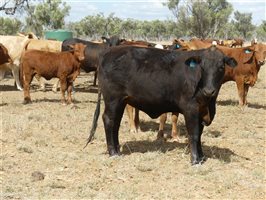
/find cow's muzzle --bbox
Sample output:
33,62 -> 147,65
258,60 -> 265,66
202,88 -> 216,97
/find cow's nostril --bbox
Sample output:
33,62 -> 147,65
203,88 -> 216,97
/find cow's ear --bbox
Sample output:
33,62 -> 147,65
224,56 -> 237,68
102,36 -> 109,43
185,56 -> 201,68
184,56 -> 202,97
67,44 -> 74,50
243,48 -> 254,63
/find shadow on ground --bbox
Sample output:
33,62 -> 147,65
217,99 -> 266,110
121,139 -> 249,163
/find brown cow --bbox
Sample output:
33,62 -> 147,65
173,38 -> 212,50
218,44 -> 266,106
20,43 -> 86,104
0,43 -> 12,65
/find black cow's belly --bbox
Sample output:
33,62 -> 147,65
126,98 -> 182,119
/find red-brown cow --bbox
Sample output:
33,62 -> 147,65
20,43 -> 86,104
218,43 -> 266,106
0,43 -> 11,65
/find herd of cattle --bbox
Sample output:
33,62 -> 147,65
1,33 -> 266,165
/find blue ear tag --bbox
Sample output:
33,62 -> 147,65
176,44 -> 180,49
245,49 -> 252,54
189,60 -> 197,68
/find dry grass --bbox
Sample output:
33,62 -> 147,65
1,64 -> 265,199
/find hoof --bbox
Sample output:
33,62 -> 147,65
130,128 -> 138,133
109,151 -> 121,157
171,136 -> 180,143
108,146 -> 121,156
23,98 -> 32,104
191,156 -> 206,165
157,130 -> 164,140
52,88 -> 58,93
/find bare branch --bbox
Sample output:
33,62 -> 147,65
0,0 -> 29,15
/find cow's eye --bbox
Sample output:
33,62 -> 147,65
219,65 -> 225,71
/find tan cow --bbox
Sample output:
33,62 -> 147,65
0,33 -> 37,90
20,43 -> 86,104
220,39 -> 236,47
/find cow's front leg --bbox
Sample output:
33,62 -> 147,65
236,79 -> 245,107
23,74 -> 34,104
102,99 -> 126,156
59,78 -> 67,104
243,84 -> 249,106
184,112 -> 205,165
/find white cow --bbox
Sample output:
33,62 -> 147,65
0,33 -> 38,90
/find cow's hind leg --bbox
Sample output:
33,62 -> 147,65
102,99 -> 126,156
171,112 -> 180,141
236,79 -> 245,107
52,80 -> 59,93
93,71 -> 98,86
23,73 -> 34,104
66,82 -> 73,104
59,78 -> 67,104
12,66 -> 23,90
126,105 -> 138,133
158,113 -> 167,139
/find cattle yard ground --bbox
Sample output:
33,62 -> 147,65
1,63 -> 265,199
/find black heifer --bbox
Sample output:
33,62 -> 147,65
61,35 -> 121,85
86,45 -> 237,165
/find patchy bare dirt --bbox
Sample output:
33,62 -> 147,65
1,64 -> 265,199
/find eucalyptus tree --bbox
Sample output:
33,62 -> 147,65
164,0 -> 233,39
256,21 -> 266,41
232,11 -> 255,39
24,0 -> 70,37
0,17 -> 22,35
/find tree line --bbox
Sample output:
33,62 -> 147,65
0,0 -> 265,41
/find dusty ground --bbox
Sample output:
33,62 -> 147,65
1,64 -> 265,199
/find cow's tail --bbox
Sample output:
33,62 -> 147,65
19,61 -> 24,88
84,89 -> 102,148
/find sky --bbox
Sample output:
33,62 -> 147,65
63,0 -> 266,25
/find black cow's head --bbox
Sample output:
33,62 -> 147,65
102,35 -> 121,47
185,46 -> 237,98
